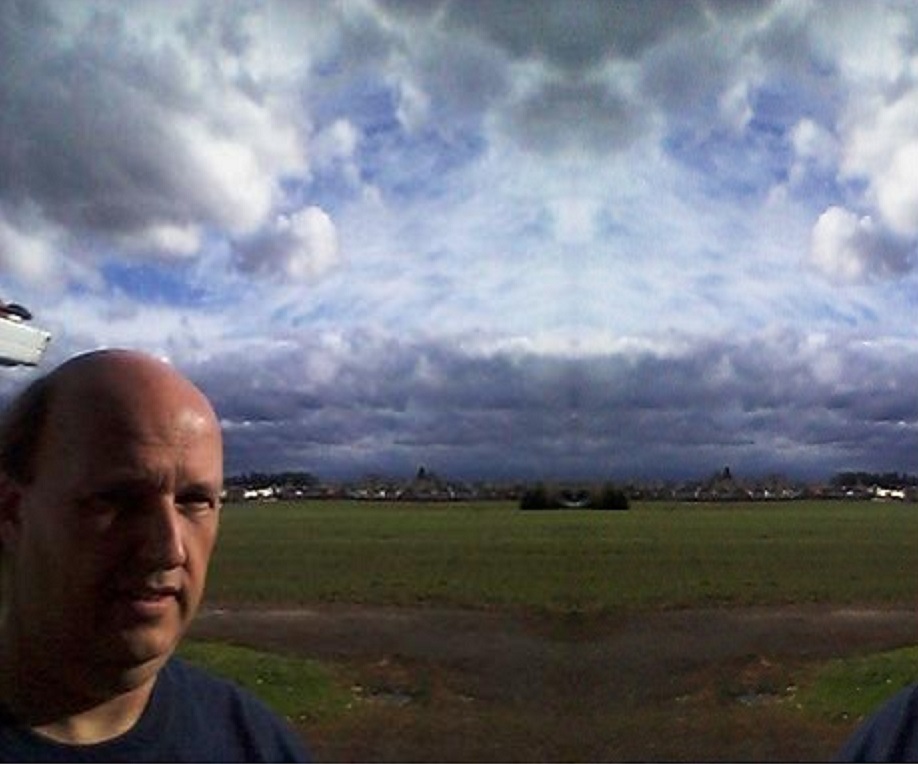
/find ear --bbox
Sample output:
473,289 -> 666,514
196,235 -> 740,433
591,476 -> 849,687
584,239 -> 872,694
0,473 -> 23,549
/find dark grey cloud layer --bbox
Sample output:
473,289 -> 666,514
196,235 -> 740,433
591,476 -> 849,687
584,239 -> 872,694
445,0 -> 706,69
179,330 -> 918,481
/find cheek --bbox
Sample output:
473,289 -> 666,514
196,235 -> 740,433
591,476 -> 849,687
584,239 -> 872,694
184,519 -> 219,577
18,502 -> 84,573
16,519 -> 110,620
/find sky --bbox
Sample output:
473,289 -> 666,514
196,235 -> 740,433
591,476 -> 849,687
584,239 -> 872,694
5,0 -> 918,482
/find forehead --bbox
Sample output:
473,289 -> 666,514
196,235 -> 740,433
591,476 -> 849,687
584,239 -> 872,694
40,359 -> 222,479
61,365 -> 214,430
65,392 -> 216,445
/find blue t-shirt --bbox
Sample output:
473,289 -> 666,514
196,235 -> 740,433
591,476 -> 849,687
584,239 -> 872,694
838,684 -> 918,762
0,657 -> 310,762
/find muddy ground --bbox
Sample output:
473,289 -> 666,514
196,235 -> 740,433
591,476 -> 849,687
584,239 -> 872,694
191,604 -> 918,761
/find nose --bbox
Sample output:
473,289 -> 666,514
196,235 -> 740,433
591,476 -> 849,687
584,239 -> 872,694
136,494 -> 187,570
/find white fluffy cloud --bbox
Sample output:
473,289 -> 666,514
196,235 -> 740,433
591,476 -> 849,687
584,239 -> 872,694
0,1 -> 305,271
234,207 -> 340,282
791,119 -> 838,174
809,206 -> 913,283
842,90 -> 918,237
799,4 -> 918,281
0,212 -> 59,287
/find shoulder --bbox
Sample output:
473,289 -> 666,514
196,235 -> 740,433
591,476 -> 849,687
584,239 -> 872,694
837,684 -> 918,762
161,655 -> 243,699
162,657 -> 273,719
159,657 -> 311,762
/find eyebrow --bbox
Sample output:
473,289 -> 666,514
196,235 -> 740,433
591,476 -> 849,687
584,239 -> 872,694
176,481 -> 223,497
89,470 -> 221,494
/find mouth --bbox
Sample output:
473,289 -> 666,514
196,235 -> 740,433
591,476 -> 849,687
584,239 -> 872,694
132,586 -> 179,600
112,584 -> 182,620
116,582 -> 179,599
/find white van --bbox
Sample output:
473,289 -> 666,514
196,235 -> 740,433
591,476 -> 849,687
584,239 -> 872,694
0,307 -> 51,366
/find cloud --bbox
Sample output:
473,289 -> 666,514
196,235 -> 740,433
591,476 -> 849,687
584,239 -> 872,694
444,0 -> 705,71
809,206 -> 913,283
842,89 -> 918,237
0,0 -> 305,265
0,210 -> 59,286
372,0 -> 721,157
9,0 -> 918,483
170,326 -> 918,481
790,118 -> 838,178
872,141 -> 918,238
312,119 -> 360,168
233,207 -> 340,282
782,4 -> 918,283
501,75 -> 645,155
0,204 -> 110,295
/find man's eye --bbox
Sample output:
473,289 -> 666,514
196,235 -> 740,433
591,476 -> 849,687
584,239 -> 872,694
177,494 -> 218,514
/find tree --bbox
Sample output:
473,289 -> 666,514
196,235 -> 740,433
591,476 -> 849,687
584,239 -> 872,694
520,483 -> 555,510
594,483 -> 630,511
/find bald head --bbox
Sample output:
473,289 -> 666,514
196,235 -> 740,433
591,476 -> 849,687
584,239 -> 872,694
52,350 -> 212,404
0,350 -> 222,486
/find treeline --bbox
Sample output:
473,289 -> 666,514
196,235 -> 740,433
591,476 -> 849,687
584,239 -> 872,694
519,483 -> 630,511
225,471 -> 319,490
831,471 -> 918,489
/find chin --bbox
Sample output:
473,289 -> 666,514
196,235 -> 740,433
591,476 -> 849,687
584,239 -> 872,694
76,635 -> 177,700
131,615 -> 184,653
100,619 -> 184,679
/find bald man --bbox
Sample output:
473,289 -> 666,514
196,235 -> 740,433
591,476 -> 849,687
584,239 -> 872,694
0,350 -> 308,761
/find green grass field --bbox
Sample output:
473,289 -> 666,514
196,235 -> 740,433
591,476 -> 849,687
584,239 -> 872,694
193,498 -> 918,753
206,499 -> 918,612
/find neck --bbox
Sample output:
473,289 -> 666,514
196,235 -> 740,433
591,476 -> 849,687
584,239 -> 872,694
0,616 -> 160,745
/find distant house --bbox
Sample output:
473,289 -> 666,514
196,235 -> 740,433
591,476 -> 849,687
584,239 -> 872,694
873,485 -> 906,501
243,486 -> 277,501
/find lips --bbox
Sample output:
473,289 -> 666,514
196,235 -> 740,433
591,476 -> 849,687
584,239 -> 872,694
110,582 -> 182,621
113,576 -> 180,596
113,587 -> 180,627
131,586 -> 179,600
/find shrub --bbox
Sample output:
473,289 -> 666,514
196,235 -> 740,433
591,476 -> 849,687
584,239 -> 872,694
519,483 -> 630,511
594,484 -> 630,511
519,484 -> 557,510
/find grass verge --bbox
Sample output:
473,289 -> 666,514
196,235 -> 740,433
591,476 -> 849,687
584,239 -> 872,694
795,646 -> 918,722
178,640 -> 351,725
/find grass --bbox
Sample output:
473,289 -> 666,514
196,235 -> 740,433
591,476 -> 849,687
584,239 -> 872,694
177,640 -> 351,723
796,646 -> 918,721
206,499 -> 918,612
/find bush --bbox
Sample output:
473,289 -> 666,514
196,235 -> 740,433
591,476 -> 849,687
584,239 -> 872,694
519,483 -> 630,511
595,484 -> 630,511
519,484 -> 558,510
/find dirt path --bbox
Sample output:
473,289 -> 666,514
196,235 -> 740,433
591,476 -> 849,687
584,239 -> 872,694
191,604 -> 918,761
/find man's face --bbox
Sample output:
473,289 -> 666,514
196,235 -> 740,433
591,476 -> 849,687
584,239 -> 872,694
5,364 -> 223,692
